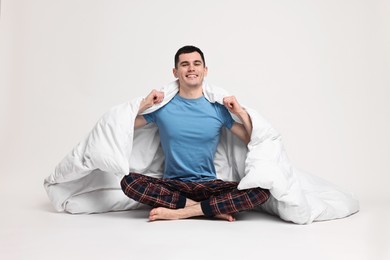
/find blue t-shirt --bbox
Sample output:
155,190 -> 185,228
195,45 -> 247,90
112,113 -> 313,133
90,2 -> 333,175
144,94 -> 234,182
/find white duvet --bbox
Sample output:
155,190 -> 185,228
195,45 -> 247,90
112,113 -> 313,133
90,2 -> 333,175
44,80 -> 359,224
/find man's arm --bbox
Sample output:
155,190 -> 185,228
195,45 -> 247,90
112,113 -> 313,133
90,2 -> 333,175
134,90 -> 164,129
223,96 -> 252,145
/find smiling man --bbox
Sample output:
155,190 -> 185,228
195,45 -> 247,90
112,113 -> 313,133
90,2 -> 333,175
121,45 -> 270,221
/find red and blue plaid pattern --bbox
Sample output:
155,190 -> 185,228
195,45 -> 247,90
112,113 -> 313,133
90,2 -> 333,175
121,173 -> 270,217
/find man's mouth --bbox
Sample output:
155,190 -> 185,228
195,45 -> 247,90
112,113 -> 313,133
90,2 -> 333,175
186,74 -> 198,79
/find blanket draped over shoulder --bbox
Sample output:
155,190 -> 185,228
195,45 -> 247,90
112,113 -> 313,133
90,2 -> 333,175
44,80 -> 359,224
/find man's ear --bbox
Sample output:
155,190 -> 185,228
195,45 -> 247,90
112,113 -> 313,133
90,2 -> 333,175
173,68 -> 178,78
204,66 -> 208,76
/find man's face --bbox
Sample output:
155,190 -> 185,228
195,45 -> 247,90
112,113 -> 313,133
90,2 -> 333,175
173,52 -> 208,89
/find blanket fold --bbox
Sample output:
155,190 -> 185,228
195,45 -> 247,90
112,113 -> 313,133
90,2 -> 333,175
44,80 -> 359,224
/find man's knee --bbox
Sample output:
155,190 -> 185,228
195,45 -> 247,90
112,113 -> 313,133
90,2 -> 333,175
120,173 -> 141,193
254,188 -> 271,204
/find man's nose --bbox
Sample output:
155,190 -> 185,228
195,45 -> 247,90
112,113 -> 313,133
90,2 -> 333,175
188,64 -> 195,71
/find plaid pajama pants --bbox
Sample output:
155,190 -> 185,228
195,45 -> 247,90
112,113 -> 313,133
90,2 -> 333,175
120,172 -> 270,217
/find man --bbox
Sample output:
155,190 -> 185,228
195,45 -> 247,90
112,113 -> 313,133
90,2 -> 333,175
121,46 -> 270,222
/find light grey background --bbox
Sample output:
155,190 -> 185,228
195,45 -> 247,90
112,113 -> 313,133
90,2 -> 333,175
1,0 -> 389,205
1,1 -> 390,260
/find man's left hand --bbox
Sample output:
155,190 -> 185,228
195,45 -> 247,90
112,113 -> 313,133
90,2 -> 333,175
223,96 -> 243,115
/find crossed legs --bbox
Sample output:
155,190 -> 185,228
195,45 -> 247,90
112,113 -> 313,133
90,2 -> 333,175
121,173 -> 270,222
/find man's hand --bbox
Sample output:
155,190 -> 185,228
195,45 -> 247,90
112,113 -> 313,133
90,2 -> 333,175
139,90 -> 164,115
223,96 -> 252,145
134,90 -> 164,129
223,96 -> 244,115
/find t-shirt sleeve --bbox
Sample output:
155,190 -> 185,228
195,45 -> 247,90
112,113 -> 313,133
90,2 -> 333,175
143,112 -> 155,124
220,105 -> 234,129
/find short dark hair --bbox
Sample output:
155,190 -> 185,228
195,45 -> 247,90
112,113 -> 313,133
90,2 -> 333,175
174,45 -> 206,68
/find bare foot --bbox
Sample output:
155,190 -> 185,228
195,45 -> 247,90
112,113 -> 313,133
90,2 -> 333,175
214,214 -> 236,222
149,208 -> 180,221
149,207 -> 236,222
149,205 -> 203,221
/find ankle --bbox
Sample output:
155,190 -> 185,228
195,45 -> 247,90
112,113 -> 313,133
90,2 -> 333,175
185,198 -> 198,207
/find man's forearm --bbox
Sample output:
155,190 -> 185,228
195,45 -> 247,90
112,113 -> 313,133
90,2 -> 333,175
223,96 -> 253,144
236,109 -> 252,139
138,98 -> 149,115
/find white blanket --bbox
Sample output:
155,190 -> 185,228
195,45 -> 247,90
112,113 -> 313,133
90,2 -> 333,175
44,80 -> 359,224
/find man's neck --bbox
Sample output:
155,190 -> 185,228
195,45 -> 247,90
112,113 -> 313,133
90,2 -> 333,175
178,83 -> 203,99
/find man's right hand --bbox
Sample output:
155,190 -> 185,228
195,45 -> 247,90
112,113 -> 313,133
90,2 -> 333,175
138,90 -> 164,115
135,90 -> 164,129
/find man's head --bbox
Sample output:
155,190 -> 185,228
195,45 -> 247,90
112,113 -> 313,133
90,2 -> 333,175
173,45 -> 208,89
174,45 -> 206,69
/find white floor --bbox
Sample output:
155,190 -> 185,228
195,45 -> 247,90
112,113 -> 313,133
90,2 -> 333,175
1,183 -> 389,260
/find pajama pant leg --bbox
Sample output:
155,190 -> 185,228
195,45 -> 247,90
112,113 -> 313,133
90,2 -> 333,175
120,173 -> 187,209
121,173 -> 270,217
196,180 -> 270,217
